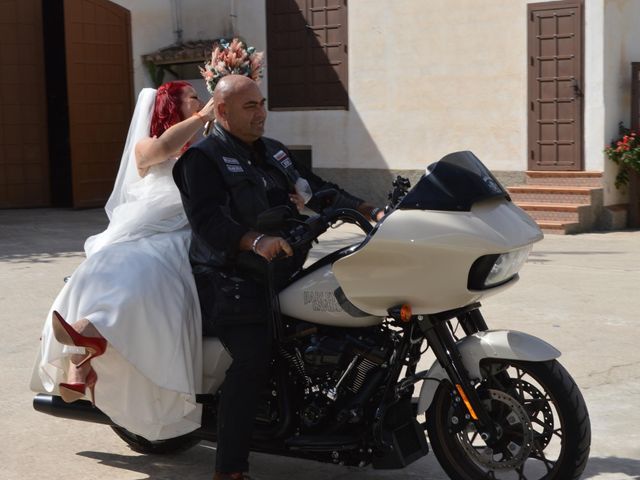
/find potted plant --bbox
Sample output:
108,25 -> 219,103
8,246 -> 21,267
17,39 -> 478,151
605,122 -> 640,187
605,122 -> 640,226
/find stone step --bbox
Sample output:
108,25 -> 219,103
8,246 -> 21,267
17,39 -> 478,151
538,220 -> 581,235
517,202 -> 586,222
508,186 -> 594,204
509,172 -> 604,234
525,171 -> 603,187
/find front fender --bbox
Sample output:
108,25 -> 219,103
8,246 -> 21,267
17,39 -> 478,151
416,329 -> 560,415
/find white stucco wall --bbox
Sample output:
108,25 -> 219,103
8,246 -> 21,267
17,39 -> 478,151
111,0 -> 231,93
584,0 -> 605,175
234,0 -> 605,175
602,0 -> 640,204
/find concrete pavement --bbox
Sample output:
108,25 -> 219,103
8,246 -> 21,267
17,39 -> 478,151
1,208 -> 639,480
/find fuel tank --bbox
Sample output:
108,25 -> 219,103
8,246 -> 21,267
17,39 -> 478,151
278,261 -> 382,327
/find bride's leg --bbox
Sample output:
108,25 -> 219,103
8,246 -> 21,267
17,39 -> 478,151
63,318 -> 105,384
71,317 -> 104,340
66,352 -> 93,383
52,311 -> 107,393
53,313 -> 106,405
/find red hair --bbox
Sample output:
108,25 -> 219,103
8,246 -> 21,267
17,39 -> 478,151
150,81 -> 192,138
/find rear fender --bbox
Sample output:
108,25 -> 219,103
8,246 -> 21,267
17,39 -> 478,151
416,329 -> 560,414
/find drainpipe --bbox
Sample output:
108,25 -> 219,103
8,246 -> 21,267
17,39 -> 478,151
230,0 -> 238,36
171,0 -> 183,45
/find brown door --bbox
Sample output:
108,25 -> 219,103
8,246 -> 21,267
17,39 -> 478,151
0,0 -> 50,207
64,0 -> 133,207
528,1 -> 583,171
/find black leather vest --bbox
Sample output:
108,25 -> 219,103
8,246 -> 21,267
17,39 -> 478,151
187,124 -> 302,269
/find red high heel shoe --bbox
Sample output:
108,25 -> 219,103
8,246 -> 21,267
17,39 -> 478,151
51,310 -> 107,367
59,367 -> 98,405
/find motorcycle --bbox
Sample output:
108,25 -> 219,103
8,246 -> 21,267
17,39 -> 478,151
31,151 -> 591,479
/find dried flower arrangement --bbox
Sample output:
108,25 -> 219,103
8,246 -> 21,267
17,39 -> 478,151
200,38 -> 264,95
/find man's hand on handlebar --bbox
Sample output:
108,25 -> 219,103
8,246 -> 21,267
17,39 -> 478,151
240,232 -> 293,262
254,235 -> 293,262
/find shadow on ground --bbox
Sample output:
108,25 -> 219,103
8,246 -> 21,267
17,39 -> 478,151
77,446 -> 640,479
76,440 -> 450,479
582,456 -> 640,479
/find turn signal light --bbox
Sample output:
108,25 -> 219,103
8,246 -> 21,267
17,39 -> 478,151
387,304 -> 413,323
400,304 -> 412,322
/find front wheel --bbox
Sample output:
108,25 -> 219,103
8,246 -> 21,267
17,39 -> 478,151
111,425 -> 201,454
425,359 -> 590,480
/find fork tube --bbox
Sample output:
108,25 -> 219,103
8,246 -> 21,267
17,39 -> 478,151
420,318 -> 497,440
457,308 -> 488,335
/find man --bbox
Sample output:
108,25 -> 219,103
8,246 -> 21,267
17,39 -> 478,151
173,75 -> 383,480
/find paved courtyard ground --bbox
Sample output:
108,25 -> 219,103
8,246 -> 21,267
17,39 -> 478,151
1,208 -> 639,479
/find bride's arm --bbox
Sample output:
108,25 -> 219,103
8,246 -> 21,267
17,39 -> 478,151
135,97 -> 215,176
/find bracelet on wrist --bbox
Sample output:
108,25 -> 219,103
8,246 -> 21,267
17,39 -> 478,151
192,111 -> 207,125
251,234 -> 266,254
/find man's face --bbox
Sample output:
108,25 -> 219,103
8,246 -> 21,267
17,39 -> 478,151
221,82 -> 267,143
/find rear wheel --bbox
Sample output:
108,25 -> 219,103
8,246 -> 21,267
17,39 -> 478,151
425,359 -> 590,479
111,425 -> 201,454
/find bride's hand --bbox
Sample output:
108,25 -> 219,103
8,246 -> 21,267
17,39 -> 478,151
198,97 -> 215,122
289,192 -> 305,212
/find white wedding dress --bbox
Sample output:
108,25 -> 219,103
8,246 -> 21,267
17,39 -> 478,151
37,89 -> 203,440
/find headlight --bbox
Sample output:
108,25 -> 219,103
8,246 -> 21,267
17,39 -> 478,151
468,245 -> 533,290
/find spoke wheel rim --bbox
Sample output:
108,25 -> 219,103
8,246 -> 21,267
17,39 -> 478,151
456,388 -> 535,471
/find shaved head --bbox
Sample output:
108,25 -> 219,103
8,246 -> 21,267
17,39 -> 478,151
213,75 -> 266,144
213,74 -> 257,105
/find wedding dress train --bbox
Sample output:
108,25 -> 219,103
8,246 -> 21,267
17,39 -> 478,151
37,89 -> 203,440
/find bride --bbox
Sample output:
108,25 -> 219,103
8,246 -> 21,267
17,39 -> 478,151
37,80 -> 216,440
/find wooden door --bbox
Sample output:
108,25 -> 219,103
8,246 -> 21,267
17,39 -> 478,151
528,1 -> 583,171
0,0 -> 50,207
64,0 -> 133,207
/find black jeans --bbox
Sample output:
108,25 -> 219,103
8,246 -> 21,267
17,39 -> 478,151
215,323 -> 272,473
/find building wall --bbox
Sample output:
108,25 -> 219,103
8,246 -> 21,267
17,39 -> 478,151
111,0 -> 231,93
602,0 -> 640,205
234,0 -> 606,186
107,0 -> 629,206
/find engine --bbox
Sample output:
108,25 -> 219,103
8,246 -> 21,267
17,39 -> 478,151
279,326 -> 392,431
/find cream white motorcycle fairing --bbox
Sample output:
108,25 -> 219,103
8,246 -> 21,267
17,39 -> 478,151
416,329 -> 561,415
279,197 -> 542,325
332,198 -> 543,317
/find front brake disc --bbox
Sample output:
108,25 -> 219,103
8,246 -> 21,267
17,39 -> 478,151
457,388 -> 534,471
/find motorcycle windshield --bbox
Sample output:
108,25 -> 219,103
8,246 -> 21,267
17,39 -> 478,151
397,151 -> 509,212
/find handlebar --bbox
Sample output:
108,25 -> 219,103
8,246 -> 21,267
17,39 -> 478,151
273,176 -> 412,259
283,207 -> 373,252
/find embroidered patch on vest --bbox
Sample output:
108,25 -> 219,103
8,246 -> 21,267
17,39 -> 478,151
273,149 -> 292,169
223,156 -> 244,173
223,156 -> 240,165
